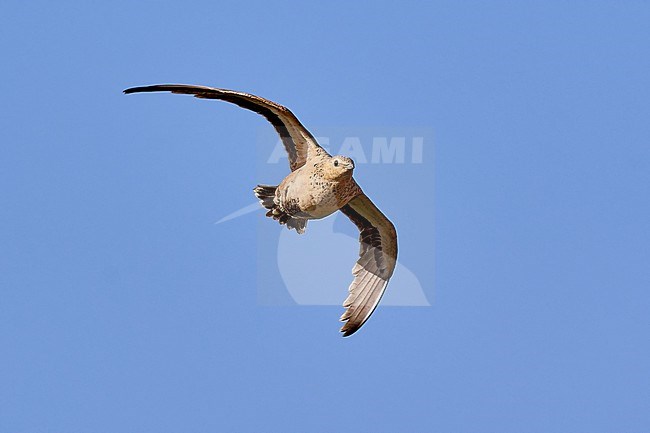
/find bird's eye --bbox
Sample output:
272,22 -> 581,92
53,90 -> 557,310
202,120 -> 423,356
333,160 -> 339,167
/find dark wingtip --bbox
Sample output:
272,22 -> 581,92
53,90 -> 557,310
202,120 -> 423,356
123,86 -> 153,95
123,84 -> 204,96
341,326 -> 360,337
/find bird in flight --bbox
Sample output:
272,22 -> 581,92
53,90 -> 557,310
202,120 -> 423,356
124,84 -> 397,336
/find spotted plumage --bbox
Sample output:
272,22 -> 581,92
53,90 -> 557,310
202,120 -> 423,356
124,84 -> 398,336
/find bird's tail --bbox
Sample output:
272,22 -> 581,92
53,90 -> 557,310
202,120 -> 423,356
253,185 -> 307,234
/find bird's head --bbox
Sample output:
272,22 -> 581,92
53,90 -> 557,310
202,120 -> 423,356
323,155 -> 355,180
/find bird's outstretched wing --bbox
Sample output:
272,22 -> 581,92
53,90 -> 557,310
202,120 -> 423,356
339,193 -> 398,336
123,84 -> 326,171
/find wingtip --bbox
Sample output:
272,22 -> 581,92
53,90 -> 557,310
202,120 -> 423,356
123,86 -> 147,95
340,324 -> 360,337
123,84 -> 171,95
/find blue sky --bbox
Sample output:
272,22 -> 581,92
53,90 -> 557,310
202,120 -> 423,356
2,1 -> 650,432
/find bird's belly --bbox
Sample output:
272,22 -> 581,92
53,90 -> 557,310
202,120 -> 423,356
303,192 -> 341,219
281,185 -> 340,220
277,171 -> 355,220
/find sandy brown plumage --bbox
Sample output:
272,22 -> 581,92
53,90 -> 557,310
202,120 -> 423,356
124,83 -> 397,336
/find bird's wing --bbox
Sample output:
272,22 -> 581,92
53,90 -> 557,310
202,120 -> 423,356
339,193 -> 398,336
124,84 -> 326,171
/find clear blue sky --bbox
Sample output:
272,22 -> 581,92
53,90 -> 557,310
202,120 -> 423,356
2,1 -> 649,432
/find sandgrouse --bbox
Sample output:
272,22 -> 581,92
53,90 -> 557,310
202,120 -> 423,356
124,84 -> 398,336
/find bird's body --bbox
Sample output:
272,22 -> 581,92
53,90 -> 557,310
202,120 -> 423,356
270,154 -> 362,220
124,84 -> 397,336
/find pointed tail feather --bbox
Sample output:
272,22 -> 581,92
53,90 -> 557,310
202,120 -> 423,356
253,185 -> 307,234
